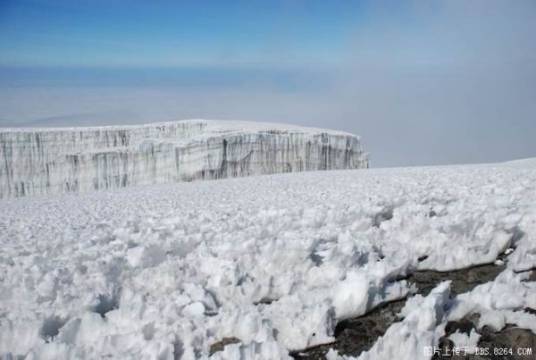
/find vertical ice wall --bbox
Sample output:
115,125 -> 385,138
0,120 -> 368,198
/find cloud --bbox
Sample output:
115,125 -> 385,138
326,0 -> 536,166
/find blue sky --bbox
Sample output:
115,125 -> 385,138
0,0 -> 535,167
0,0 -> 364,67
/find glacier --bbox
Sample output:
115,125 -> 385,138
0,119 -> 368,198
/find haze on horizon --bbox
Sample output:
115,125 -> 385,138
0,0 -> 535,167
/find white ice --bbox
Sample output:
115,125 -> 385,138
0,120 -> 368,199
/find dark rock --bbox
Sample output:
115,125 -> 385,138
434,315 -> 536,360
291,300 -> 405,359
209,337 -> 241,356
293,260 -> 511,359
408,263 -> 505,297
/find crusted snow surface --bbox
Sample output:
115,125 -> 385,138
1,161 -> 536,359
0,119 -> 368,199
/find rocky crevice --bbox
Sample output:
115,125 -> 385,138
291,251 -> 533,359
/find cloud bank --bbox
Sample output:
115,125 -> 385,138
1,0 -> 535,167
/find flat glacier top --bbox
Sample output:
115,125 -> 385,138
1,162 -> 536,359
0,119 -> 355,137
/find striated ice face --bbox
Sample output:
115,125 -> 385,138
0,119 -> 368,198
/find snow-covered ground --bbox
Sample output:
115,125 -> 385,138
1,160 -> 535,359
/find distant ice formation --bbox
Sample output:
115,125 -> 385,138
0,120 -> 368,198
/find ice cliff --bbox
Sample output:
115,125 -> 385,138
0,119 -> 368,198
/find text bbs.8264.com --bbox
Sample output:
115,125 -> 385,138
424,345 -> 533,358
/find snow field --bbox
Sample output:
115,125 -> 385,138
1,161 -> 535,359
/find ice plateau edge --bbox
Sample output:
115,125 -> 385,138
0,119 -> 368,198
